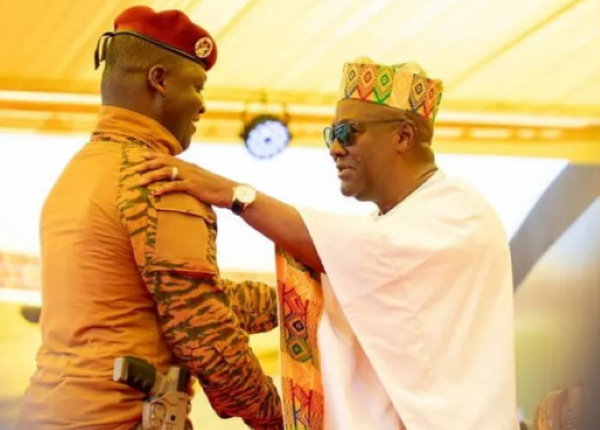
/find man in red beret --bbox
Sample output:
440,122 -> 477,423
17,6 -> 282,430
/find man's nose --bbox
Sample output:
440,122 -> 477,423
199,94 -> 206,114
328,139 -> 347,159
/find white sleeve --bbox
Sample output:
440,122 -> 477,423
298,207 -> 392,306
298,206 -> 479,307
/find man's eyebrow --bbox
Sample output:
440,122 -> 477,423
332,119 -> 352,127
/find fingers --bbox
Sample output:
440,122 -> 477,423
138,167 -> 175,186
133,153 -> 197,198
143,152 -> 158,159
134,153 -> 170,173
153,181 -> 186,196
134,160 -> 163,174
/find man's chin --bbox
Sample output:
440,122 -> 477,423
181,136 -> 192,151
340,182 -> 358,198
341,183 -> 372,203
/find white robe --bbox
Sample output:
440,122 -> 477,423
299,171 -> 519,430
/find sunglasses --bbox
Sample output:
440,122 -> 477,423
323,119 -> 406,148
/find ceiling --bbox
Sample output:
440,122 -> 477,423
0,0 -> 598,117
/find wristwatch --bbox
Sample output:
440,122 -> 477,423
231,184 -> 257,215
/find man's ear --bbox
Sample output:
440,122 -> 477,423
397,120 -> 417,154
148,65 -> 168,97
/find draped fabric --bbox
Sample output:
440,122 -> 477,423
276,249 -> 325,430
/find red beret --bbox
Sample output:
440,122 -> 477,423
95,6 -> 217,71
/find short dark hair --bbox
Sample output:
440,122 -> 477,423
100,34 -> 189,93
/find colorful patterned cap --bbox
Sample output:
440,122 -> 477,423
338,57 -> 444,123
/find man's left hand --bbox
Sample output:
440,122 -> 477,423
135,153 -> 238,209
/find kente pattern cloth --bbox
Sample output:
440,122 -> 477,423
339,58 -> 444,123
276,249 -> 325,430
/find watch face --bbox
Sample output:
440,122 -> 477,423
235,185 -> 256,204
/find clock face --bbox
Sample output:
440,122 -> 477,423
245,119 -> 290,159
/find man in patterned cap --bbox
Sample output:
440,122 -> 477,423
134,57 -> 519,430
17,6 -> 282,430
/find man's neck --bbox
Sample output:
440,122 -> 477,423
101,88 -> 158,124
376,164 -> 439,215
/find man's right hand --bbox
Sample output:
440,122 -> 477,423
136,152 -> 238,210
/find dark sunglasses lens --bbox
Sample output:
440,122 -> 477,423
323,127 -> 335,147
336,124 -> 352,146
